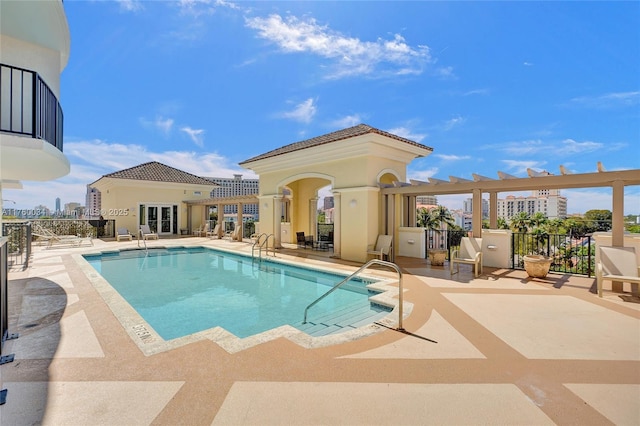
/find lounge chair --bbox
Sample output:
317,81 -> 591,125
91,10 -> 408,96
193,223 -> 206,237
230,225 -> 242,241
450,237 -> 483,277
139,224 -> 159,240
596,246 -> 640,297
116,228 -> 133,242
367,234 -> 393,261
32,223 -> 93,248
207,224 -> 220,238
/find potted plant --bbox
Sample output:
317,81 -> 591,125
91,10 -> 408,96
522,227 -> 553,278
523,254 -> 553,278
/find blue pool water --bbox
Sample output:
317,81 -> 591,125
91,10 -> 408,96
83,247 -> 386,340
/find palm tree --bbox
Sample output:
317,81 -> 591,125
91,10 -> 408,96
530,212 -> 548,229
496,217 -> 509,230
417,207 -> 438,229
510,212 -> 531,233
430,205 -> 456,229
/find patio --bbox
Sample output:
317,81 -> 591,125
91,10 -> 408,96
1,237 -> 638,425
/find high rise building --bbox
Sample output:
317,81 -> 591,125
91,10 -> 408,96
206,174 -> 259,217
416,195 -> 437,207
463,198 -> 489,218
497,191 -> 567,219
85,185 -> 101,218
55,197 -> 61,213
323,196 -> 334,210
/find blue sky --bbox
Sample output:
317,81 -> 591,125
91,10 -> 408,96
6,0 -> 640,214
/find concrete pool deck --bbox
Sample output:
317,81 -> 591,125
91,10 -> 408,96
1,237 -> 639,425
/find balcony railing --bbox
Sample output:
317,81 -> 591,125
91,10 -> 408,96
0,63 -> 64,151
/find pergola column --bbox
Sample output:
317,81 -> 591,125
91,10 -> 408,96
611,180 -> 625,293
406,195 -> 417,227
472,188 -> 483,238
489,191 -> 498,229
217,203 -> 224,237
236,202 -> 243,240
332,191 -> 341,257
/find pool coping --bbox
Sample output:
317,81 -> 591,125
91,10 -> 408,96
72,245 -> 411,355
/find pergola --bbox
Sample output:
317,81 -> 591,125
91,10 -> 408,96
380,165 -> 640,249
184,194 -> 258,239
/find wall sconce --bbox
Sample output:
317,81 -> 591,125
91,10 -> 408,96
349,199 -> 357,208
407,239 -> 415,245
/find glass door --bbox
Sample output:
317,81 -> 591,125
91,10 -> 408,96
147,206 -> 158,233
160,206 -> 172,233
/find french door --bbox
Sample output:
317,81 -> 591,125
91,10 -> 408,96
142,204 -> 177,235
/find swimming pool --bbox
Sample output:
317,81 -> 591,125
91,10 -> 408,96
83,247 -> 392,341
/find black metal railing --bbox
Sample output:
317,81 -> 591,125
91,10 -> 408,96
1,237 -> 9,352
1,222 -> 31,269
0,63 -> 64,151
511,232 -> 594,276
425,228 -> 468,260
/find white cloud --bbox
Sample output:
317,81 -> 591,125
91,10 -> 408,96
245,14 -> 432,79
407,168 -> 439,182
279,98 -> 317,123
463,88 -> 490,96
140,116 -> 174,135
495,138 -> 604,157
181,126 -> 205,147
387,127 -> 427,143
116,0 -> 144,12
435,154 -> 471,161
331,114 -> 362,128
569,91 -> 640,108
501,159 -> 546,175
558,138 -> 603,154
443,115 -> 465,131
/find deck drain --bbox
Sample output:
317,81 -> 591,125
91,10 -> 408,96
132,324 -> 156,344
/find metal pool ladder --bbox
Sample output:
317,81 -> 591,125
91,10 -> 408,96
252,233 -> 275,260
303,259 -> 404,331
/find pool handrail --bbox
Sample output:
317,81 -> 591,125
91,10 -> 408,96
252,233 -> 275,259
303,259 -> 404,331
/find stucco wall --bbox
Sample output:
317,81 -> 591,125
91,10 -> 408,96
0,35 -> 62,96
96,183 -> 211,235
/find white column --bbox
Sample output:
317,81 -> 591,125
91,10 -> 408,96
611,180 -> 625,293
472,189 -> 483,238
309,197 -> 318,238
489,192 -> 498,229
273,195 -> 282,248
332,191 -> 341,258
236,202 -> 243,240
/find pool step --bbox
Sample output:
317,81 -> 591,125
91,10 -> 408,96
297,303 -> 391,337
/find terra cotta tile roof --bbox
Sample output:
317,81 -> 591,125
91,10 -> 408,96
99,161 -> 216,186
239,124 -> 433,165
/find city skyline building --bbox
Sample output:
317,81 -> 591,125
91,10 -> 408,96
206,174 -> 259,218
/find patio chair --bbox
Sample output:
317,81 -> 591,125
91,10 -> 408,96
139,224 -> 159,240
193,223 -> 206,237
450,237 -> 483,277
32,223 -> 93,248
116,228 -> 133,242
207,224 -> 220,238
226,225 -> 241,241
596,246 -> 640,297
296,232 -> 307,248
367,234 -> 393,261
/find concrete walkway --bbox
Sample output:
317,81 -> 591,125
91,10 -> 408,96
1,237 -> 638,425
